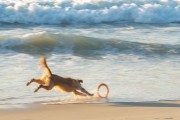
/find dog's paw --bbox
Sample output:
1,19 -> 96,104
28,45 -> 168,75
34,85 -> 42,93
34,89 -> 38,93
26,82 -> 30,86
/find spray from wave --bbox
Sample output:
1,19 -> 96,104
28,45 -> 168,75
0,32 -> 179,56
0,0 -> 180,24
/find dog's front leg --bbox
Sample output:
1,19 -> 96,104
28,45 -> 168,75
80,87 -> 94,96
73,90 -> 86,96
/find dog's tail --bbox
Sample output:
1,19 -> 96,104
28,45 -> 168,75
40,56 -> 52,77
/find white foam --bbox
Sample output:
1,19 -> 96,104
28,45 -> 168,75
0,0 -> 180,24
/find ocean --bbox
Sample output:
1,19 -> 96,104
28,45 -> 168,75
0,0 -> 180,108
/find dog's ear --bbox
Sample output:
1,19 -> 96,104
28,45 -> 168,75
77,80 -> 83,83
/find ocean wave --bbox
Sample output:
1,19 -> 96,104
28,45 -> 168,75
0,97 -> 18,102
0,32 -> 179,56
0,0 -> 180,24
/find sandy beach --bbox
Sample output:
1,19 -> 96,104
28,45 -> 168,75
0,101 -> 180,120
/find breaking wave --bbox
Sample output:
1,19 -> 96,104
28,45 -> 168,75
0,0 -> 180,24
0,32 -> 179,56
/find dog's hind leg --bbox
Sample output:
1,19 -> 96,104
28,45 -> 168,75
79,87 -> 94,96
34,84 -> 43,93
26,78 -> 44,86
34,84 -> 54,92
34,78 -> 54,93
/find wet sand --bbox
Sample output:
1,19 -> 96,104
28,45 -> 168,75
0,101 -> 180,120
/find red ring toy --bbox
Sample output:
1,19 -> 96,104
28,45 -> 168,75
96,83 -> 109,98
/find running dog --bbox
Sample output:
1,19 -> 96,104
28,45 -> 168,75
26,56 -> 93,96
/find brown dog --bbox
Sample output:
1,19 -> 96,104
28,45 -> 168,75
26,56 -> 93,96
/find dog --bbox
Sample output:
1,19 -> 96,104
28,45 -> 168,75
26,56 -> 94,96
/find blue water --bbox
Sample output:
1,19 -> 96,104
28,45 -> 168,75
0,0 -> 180,109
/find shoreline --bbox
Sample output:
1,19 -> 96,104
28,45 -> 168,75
1,101 -> 180,120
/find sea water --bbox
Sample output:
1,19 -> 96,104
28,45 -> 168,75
0,0 -> 180,108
